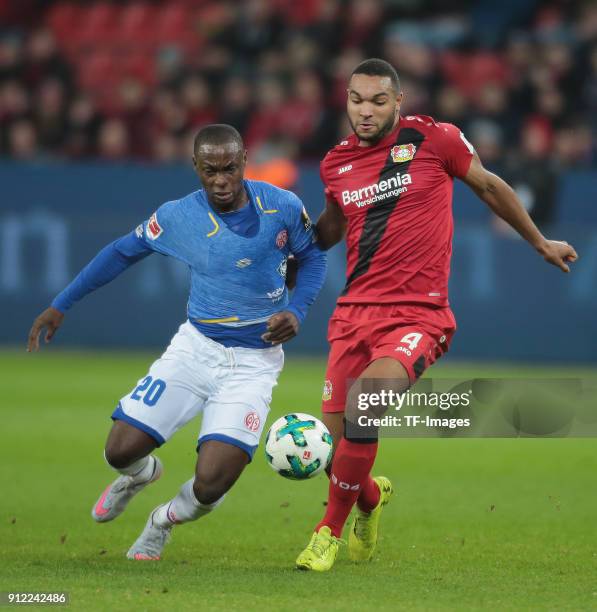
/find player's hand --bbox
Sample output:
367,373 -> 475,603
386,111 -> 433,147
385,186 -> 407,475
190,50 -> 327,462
538,240 -> 578,273
262,311 -> 299,345
27,307 -> 64,352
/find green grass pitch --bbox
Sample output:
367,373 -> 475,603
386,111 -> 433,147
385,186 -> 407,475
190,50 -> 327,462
1,349 -> 596,611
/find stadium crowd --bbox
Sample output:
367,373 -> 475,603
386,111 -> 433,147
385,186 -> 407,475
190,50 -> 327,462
0,0 -> 595,177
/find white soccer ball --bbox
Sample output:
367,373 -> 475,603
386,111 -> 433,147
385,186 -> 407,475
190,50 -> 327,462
265,413 -> 333,480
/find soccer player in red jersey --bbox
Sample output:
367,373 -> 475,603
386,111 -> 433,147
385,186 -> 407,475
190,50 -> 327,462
295,59 -> 578,571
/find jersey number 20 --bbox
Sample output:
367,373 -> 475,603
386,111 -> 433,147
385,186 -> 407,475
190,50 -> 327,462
130,376 -> 166,406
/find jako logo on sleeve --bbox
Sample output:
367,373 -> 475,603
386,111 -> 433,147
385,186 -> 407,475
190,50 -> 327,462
147,213 -> 163,240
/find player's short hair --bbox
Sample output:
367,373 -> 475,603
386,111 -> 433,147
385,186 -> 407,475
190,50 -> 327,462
193,124 -> 244,155
351,58 -> 400,92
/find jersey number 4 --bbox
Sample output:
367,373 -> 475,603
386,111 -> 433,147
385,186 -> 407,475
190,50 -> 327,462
130,376 -> 166,406
400,332 -> 423,350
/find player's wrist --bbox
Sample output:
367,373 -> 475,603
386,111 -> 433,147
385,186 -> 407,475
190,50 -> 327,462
284,306 -> 303,326
533,237 -> 549,255
50,297 -> 69,314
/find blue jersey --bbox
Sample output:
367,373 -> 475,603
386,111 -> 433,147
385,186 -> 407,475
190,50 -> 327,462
52,179 -> 326,349
139,180 -> 312,325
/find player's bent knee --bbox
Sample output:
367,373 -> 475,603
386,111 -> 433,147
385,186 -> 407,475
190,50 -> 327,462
104,445 -> 137,470
192,477 -> 228,506
104,420 -> 157,469
104,438 -> 152,470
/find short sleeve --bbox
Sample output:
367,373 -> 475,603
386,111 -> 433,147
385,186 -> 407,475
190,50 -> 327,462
434,123 -> 475,178
284,192 -> 316,255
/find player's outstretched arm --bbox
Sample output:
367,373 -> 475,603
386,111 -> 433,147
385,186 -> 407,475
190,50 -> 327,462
315,196 -> 346,250
27,307 -> 64,352
462,152 -> 578,273
26,232 -> 153,352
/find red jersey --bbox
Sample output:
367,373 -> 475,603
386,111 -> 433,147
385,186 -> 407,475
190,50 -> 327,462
320,114 -> 474,307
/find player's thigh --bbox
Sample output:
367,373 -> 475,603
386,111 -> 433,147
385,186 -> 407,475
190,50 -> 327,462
114,324 -> 218,447
198,345 -> 284,462
321,323 -> 370,415
372,322 -> 451,384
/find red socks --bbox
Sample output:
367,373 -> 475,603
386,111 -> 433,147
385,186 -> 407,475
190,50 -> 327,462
357,474 -> 381,513
316,437 -> 378,537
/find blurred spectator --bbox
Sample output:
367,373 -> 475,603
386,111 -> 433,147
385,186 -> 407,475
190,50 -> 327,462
64,94 -> 102,158
218,76 -> 253,135
8,119 -> 39,159
0,34 -> 23,83
245,78 -> 286,148
285,33 -> 322,71
118,78 -> 151,157
181,75 -> 217,126
330,47 -> 365,109
97,119 -> 130,160
153,132 -> 181,163
155,46 -> 185,87
553,122 -> 594,168
282,70 -> 323,151
34,77 -> 68,150
583,44 -> 597,131
235,0 -> 283,59
468,119 -> 504,168
343,0 -> 383,56
1,80 -> 30,121
300,0 -> 342,55
0,0 -> 592,177
500,117 -> 558,231
152,86 -> 188,138
436,85 -> 468,128
245,137 -> 299,190
23,27 -> 71,91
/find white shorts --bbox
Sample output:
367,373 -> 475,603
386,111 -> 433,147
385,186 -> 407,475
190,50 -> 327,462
112,321 -> 284,461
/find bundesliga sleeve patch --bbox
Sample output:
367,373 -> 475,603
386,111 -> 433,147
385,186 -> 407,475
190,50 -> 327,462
146,213 -> 163,240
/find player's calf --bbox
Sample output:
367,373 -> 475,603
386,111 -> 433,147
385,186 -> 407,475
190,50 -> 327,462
127,440 -> 248,560
155,478 -> 226,526
343,358 -> 411,440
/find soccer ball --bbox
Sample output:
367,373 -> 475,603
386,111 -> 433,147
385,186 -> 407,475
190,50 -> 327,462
265,413 -> 333,480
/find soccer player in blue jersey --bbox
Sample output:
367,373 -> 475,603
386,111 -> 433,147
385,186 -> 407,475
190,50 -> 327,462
27,124 -> 327,560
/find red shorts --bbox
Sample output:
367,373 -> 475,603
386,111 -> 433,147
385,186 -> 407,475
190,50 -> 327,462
321,303 -> 456,413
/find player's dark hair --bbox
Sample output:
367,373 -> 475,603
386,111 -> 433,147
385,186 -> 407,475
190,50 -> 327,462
351,58 -> 400,92
193,124 -> 244,155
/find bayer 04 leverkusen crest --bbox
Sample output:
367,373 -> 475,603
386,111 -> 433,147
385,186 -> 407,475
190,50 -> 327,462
391,143 -> 416,163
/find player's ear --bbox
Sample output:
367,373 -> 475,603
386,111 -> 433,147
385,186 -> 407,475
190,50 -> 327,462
243,149 -> 248,165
